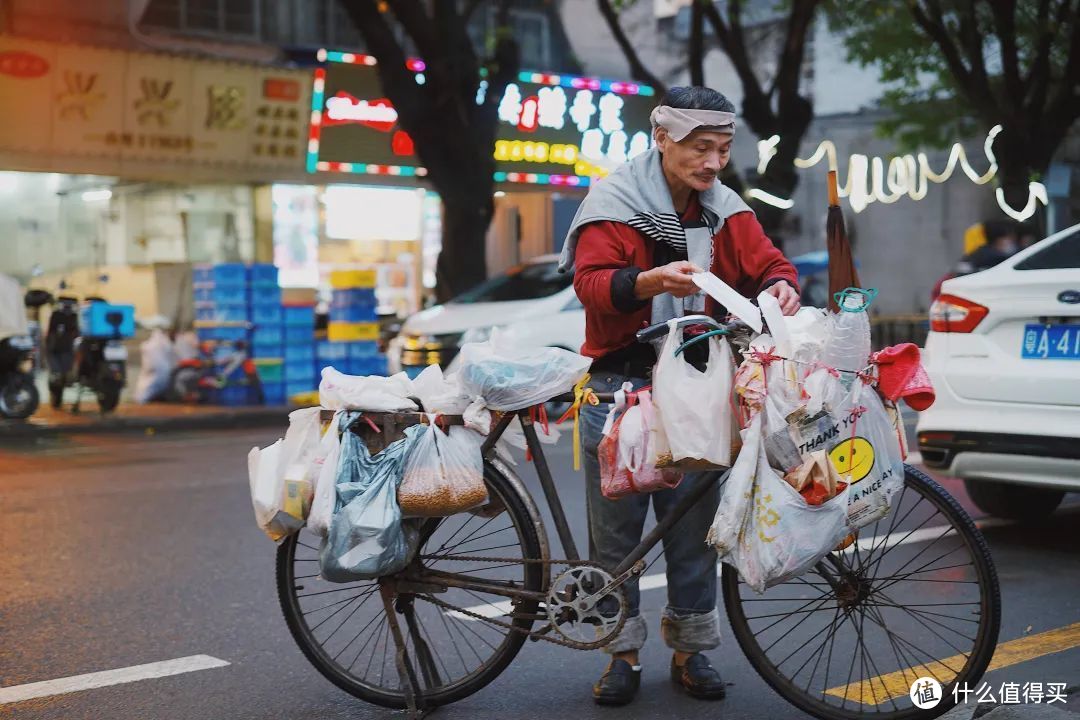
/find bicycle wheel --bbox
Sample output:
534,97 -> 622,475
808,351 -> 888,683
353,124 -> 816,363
722,465 -> 1001,720
277,461 -> 544,709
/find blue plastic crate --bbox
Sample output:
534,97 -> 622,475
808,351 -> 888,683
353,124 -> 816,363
317,341 -> 348,361
216,384 -> 257,406
250,304 -> 283,325
284,325 -> 315,344
193,263 -> 248,287
251,324 -> 283,346
347,356 -> 387,376
284,354 -> 315,375
261,382 -> 286,405
345,341 -> 379,359
193,265 -> 214,285
249,263 -> 279,287
284,343 -> 315,363
331,288 -> 377,306
193,285 -> 248,305
248,285 -> 282,306
330,304 -> 378,323
250,341 -> 283,359
283,306 -> 316,327
285,379 -> 316,397
195,304 -> 248,323
195,324 -> 248,342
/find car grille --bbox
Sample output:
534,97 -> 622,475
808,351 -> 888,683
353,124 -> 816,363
399,332 -> 463,368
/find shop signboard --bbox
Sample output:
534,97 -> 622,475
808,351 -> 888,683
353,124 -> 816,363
311,51 -> 656,187
0,36 -> 309,174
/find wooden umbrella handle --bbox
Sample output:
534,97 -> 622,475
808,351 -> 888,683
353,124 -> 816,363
827,170 -> 839,207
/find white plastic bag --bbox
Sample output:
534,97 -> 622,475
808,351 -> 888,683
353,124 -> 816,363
248,439 -> 309,541
411,364 -> 472,414
279,407 -> 323,487
399,420 -> 488,517
455,328 -> 591,411
652,319 -> 735,468
710,415 -> 851,593
307,411 -> 344,537
828,382 -> 905,530
318,366 -> 418,411
134,328 -> 177,404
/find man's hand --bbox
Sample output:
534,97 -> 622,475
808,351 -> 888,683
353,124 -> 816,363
635,261 -> 703,300
765,280 -> 801,315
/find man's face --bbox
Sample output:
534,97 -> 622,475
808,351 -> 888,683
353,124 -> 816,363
656,127 -> 733,193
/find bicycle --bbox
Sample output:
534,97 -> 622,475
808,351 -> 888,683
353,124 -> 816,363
276,315 -> 1001,720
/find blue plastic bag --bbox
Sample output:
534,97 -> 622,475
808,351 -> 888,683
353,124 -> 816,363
320,414 -> 425,582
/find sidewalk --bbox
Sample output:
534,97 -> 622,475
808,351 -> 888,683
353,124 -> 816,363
0,401 -> 291,439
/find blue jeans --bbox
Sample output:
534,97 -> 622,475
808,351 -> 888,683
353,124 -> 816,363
581,372 -> 722,654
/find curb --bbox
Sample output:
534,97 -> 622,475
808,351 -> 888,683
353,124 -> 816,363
0,406 -> 291,439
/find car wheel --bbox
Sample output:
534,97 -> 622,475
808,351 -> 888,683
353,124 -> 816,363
964,478 -> 1064,522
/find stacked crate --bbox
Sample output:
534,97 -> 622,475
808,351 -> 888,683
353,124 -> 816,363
283,301 -> 318,400
327,270 -> 387,376
193,263 -> 284,406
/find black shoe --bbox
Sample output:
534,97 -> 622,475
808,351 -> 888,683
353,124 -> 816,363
671,653 -> 727,699
593,658 -> 641,706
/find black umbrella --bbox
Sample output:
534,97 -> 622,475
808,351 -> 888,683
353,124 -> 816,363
826,170 -> 861,313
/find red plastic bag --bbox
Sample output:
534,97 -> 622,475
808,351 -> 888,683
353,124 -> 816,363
600,387 -> 682,500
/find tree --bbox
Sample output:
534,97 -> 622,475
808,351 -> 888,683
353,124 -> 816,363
832,0 -> 1080,218
337,1 -> 519,301
595,0 -> 821,249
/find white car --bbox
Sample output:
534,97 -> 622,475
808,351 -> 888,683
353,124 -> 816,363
916,223 -> 1080,520
388,255 -> 585,378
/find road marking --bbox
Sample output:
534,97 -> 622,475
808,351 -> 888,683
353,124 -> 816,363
825,621 -> 1080,704
0,655 -> 230,705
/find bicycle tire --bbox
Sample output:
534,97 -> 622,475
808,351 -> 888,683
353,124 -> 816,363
277,461 -> 543,710
722,464 -> 1001,720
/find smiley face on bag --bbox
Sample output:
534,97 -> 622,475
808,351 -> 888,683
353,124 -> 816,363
829,437 -> 875,483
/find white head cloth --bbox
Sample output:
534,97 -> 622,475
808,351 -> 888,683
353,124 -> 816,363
649,105 -> 736,142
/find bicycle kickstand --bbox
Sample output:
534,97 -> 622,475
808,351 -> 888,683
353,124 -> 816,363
378,581 -> 430,720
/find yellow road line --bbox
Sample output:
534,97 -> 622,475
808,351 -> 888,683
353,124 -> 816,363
824,621 -> 1080,705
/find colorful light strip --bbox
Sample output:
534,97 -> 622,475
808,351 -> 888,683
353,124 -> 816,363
493,171 -> 589,187
516,71 -> 654,97
315,161 -> 427,177
306,67 -> 327,174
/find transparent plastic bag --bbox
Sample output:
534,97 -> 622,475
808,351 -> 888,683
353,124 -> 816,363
455,328 -> 591,411
318,366 -> 417,411
320,424 -> 425,582
248,440 -> 308,542
307,410 -> 345,537
652,320 -> 735,469
399,419 -> 488,517
600,387 -> 681,499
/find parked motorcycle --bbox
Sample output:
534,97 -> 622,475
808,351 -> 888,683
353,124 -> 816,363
0,274 -> 39,419
47,297 -> 133,414
169,339 -> 262,404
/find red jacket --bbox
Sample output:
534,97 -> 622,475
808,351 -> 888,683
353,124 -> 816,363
573,206 -> 798,359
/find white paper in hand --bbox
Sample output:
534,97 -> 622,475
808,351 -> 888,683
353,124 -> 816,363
691,272 -> 763,333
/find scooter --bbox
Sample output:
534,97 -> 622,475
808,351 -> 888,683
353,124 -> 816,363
168,339 -> 262,404
0,274 -> 39,419
47,297 -> 130,414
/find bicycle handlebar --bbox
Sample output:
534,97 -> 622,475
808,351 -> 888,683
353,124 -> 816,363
634,314 -> 748,344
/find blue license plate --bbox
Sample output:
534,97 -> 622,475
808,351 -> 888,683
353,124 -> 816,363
1021,324 -> 1080,360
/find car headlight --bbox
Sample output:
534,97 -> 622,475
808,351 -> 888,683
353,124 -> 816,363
459,326 -> 496,346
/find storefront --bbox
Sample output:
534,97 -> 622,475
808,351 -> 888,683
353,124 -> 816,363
305,49 -> 657,294
0,36 -> 311,322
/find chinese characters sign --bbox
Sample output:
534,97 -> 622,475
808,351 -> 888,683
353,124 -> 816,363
312,52 -> 656,185
0,37 -> 309,172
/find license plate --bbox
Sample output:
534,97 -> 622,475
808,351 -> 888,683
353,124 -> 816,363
104,344 -> 128,361
1021,324 -> 1080,360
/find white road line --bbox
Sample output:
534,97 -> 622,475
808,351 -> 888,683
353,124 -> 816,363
447,519 -> 995,622
0,655 -> 230,705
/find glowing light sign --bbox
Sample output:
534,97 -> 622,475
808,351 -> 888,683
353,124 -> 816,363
754,125 -> 1048,221
310,49 -> 656,186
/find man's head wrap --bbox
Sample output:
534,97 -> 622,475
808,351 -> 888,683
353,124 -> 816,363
649,105 -> 736,142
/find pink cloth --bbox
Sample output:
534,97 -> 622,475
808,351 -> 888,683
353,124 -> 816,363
873,343 -> 935,411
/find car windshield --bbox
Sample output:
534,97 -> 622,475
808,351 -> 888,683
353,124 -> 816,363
452,261 -> 572,303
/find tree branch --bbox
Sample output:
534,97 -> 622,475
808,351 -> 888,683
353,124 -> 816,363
774,0 -> 818,106
988,0 -> 1023,106
1024,0 -> 1056,112
1045,0 -> 1080,123
385,0 -> 439,60
701,0 -> 773,131
689,0 -> 704,87
595,0 -> 667,94
907,0 -> 996,118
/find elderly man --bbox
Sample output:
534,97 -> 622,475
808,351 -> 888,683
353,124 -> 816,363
559,86 -> 800,706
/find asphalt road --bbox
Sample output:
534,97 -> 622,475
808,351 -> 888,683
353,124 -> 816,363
2,425 -> 1078,720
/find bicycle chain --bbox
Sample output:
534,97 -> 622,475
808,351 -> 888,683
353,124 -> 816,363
414,554 -> 635,650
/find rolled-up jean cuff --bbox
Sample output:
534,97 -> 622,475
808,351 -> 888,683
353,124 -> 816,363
660,607 -> 721,653
603,613 -> 648,654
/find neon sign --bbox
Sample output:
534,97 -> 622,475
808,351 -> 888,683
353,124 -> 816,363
324,93 -> 398,128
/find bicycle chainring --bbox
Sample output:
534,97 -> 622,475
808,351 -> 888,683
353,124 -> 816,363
545,565 -> 628,647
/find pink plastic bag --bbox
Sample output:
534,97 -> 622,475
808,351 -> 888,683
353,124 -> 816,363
600,387 -> 682,500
